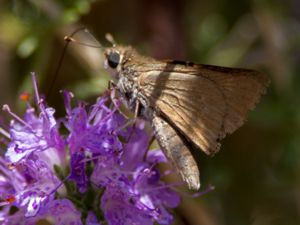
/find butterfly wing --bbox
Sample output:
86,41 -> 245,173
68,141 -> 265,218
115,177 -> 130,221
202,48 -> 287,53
138,63 -> 269,155
152,114 -> 200,190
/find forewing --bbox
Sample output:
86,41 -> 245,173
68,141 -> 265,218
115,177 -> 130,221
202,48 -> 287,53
138,64 -> 268,155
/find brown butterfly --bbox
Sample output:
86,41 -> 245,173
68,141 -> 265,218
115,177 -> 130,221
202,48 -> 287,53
102,44 -> 269,190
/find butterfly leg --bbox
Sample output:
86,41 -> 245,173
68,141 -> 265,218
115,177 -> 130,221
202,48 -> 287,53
152,114 -> 200,190
107,80 -> 130,120
143,134 -> 155,161
108,79 -> 116,89
126,101 -> 140,142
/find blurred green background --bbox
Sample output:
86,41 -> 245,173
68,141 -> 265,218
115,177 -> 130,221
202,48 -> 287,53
1,0 -> 300,224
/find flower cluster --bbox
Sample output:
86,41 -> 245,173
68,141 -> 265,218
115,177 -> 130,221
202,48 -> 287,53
0,74 -> 180,225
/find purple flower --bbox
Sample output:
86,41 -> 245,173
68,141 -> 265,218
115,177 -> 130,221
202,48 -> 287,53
131,158 -> 180,224
0,154 -> 61,217
0,199 -> 82,225
100,150 -> 179,225
101,185 -> 153,225
4,100 -> 65,168
87,211 -> 101,225
65,91 -> 123,156
0,73 -> 181,225
38,199 -> 83,225
65,91 -> 124,192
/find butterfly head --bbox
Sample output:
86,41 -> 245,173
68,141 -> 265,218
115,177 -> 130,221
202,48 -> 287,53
103,33 -> 138,80
104,48 -> 121,69
104,46 -> 133,70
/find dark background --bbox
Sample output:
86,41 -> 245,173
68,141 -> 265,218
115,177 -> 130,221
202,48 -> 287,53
0,0 -> 300,224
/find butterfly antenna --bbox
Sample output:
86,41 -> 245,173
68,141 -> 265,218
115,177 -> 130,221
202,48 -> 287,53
105,33 -> 116,47
46,27 -> 102,100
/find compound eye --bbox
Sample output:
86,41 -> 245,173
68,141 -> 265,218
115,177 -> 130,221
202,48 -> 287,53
107,52 -> 120,69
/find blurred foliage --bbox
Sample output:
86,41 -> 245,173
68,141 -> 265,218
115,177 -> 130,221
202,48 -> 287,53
1,0 -> 300,224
